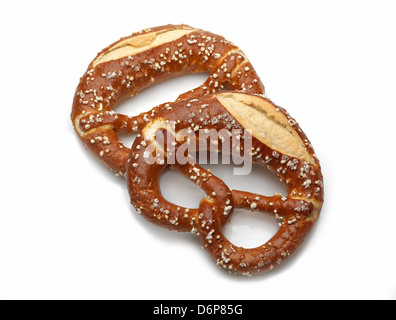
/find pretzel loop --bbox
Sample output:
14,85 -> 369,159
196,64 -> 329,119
127,133 -> 233,232
71,25 -> 265,175
198,191 -> 315,275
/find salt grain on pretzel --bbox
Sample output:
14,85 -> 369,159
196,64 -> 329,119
126,92 -> 324,275
71,24 -> 264,174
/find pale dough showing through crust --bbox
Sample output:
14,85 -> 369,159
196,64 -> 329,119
216,92 -> 315,165
92,27 -> 196,68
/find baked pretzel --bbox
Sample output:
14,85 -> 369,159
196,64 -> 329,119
126,92 -> 324,275
71,24 -> 264,175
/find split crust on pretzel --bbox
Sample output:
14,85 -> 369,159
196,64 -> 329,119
71,24 -> 264,174
127,92 -> 324,276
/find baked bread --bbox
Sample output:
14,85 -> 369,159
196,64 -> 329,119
71,24 -> 264,175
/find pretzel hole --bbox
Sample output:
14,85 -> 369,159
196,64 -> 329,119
115,73 -> 209,118
160,168 -> 206,209
222,209 -> 279,249
119,132 -> 138,149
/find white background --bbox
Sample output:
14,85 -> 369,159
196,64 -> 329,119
1,0 -> 395,300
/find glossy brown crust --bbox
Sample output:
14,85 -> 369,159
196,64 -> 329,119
71,25 -> 324,276
71,24 -> 264,174
126,93 -> 324,276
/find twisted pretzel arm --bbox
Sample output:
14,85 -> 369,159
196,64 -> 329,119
232,191 -> 314,221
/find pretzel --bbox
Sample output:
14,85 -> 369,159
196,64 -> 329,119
71,24 -> 264,175
126,92 -> 324,275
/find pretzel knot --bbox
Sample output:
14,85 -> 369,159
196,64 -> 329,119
127,92 -> 324,276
